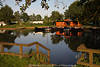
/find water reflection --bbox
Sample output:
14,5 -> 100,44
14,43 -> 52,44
0,29 -> 100,65
0,30 -> 16,43
54,30 -> 83,51
54,29 -> 100,51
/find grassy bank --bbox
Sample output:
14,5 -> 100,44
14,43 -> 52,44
0,52 -> 51,67
0,23 -> 55,28
0,55 -> 40,67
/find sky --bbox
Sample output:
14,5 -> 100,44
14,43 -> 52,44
3,0 -> 75,18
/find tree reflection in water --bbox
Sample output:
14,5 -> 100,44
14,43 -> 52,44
51,29 -> 100,66
52,29 -> 83,50
0,29 -> 34,50
59,29 -> 100,51
51,35 -> 63,44
0,30 -> 16,43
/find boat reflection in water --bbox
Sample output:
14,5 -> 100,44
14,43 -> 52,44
0,41 -> 50,64
56,29 -> 82,36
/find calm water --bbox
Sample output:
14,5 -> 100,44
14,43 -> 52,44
0,29 -> 100,66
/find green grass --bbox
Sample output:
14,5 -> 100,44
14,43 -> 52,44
0,51 -> 50,67
0,55 -> 40,67
0,22 -> 55,28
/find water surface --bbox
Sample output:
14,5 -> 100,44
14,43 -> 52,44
0,29 -> 100,66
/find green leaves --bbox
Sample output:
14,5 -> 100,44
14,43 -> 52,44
0,5 -> 13,24
41,0 -> 49,10
20,12 -> 29,22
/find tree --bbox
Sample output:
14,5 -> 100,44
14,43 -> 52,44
64,0 -> 100,26
64,1 -> 84,21
35,14 -> 42,21
14,11 -> 22,24
32,13 -> 36,21
20,12 -> 29,22
29,13 -> 36,21
14,11 -> 21,21
43,16 -> 52,25
0,5 -> 14,24
0,0 -> 90,11
43,16 -> 49,24
50,11 -> 64,24
82,0 -> 100,26
29,15 -> 33,21
64,10 -> 70,19
14,11 -> 23,25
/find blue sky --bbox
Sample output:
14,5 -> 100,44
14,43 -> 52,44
4,0 -> 75,18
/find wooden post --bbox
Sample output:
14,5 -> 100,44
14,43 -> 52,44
19,45 -> 23,58
0,45 -> 4,52
89,52 -> 93,67
36,44 -> 39,60
48,50 -> 50,64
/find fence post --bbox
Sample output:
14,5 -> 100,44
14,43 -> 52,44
89,52 -> 93,65
19,45 -> 23,58
48,50 -> 50,64
0,45 -> 4,52
36,44 -> 39,60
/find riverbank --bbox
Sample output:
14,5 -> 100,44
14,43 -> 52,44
0,23 -> 100,30
0,27 -> 34,30
0,23 -> 55,30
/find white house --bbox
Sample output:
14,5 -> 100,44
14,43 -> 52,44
32,21 -> 43,24
11,21 -> 18,24
0,21 -> 6,26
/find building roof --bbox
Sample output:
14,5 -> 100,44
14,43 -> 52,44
64,19 -> 73,22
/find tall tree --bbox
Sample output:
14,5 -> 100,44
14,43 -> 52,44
20,12 -> 29,22
64,0 -> 100,26
29,13 -> 36,21
43,16 -> 52,25
82,0 -> 100,26
35,14 -> 42,21
0,5 -> 14,24
14,11 -> 20,21
14,11 -> 23,25
50,11 -> 64,24
64,1 -> 84,21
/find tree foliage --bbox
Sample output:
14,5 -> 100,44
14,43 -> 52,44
0,5 -> 14,24
17,0 -> 49,13
64,0 -> 100,26
43,16 -> 49,24
82,0 -> 100,25
64,1 -> 84,21
50,11 -> 64,23
35,14 -> 42,21
43,11 -> 64,25
14,11 -> 21,21
43,16 -> 52,25
20,12 -> 29,22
